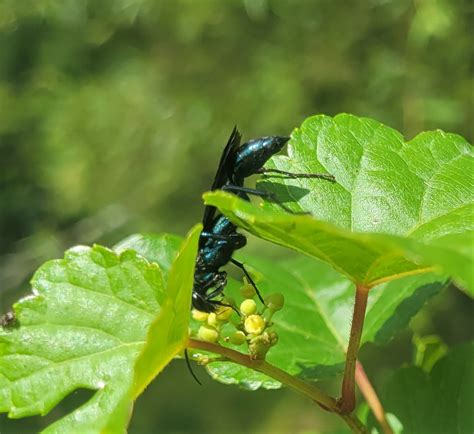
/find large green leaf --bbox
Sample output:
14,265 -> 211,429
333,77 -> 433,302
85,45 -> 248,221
204,114 -> 473,293
0,227 -> 200,433
370,343 -> 474,434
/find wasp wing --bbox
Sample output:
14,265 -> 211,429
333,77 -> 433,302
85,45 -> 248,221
210,126 -> 241,191
202,126 -> 241,232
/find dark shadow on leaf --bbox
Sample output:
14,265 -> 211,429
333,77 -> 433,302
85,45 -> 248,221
298,362 -> 345,381
0,388 -> 96,434
257,180 -> 311,204
43,388 -> 96,426
374,281 -> 446,344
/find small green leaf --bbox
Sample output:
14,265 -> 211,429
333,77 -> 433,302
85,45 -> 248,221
0,227 -> 200,433
132,225 -> 201,396
114,233 -> 182,279
412,334 -> 448,373
204,114 -> 473,294
205,361 -> 281,390
371,343 -> 474,434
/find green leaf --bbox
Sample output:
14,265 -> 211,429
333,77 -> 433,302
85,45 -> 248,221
0,227 -> 200,433
412,334 -> 448,372
204,114 -> 473,294
206,254 -> 446,385
371,343 -> 474,434
132,225 -> 201,396
205,359 -> 281,390
114,233 -> 182,280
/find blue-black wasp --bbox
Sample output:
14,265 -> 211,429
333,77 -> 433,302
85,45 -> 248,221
192,127 -> 335,313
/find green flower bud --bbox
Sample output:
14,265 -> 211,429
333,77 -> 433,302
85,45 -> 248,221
244,314 -> 266,335
268,330 -> 279,345
240,283 -> 256,299
248,340 -> 271,360
197,354 -> 210,365
240,299 -> 257,316
197,325 -> 219,343
229,330 -> 247,345
216,306 -> 233,322
207,312 -> 219,327
192,309 -> 209,322
265,293 -> 285,312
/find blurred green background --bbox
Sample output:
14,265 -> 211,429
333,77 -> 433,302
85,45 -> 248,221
0,1 -> 472,433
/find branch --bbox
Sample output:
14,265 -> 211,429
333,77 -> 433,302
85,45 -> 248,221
355,361 -> 394,434
339,283 -> 370,414
187,338 -> 368,434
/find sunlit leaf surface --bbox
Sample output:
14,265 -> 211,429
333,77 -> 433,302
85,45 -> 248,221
0,227 -> 200,433
205,114 -> 473,293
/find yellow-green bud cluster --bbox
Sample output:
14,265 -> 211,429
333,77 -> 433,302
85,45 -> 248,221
244,314 -> 265,334
191,280 -> 285,360
192,304 -> 235,343
197,324 -> 219,343
235,285 -> 285,359
248,330 -> 279,360
240,299 -> 257,316
229,330 -> 246,345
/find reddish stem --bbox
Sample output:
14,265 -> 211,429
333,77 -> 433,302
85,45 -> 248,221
339,283 -> 369,414
355,361 -> 394,434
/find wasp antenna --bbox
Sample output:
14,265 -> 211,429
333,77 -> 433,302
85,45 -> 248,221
184,349 -> 202,386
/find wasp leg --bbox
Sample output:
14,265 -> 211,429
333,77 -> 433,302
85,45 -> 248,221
222,184 -> 309,215
184,349 -> 202,385
205,284 -> 226,300
212,299 -> 240,315
256,168 -> 335,182
203,283 -> 240,315
230,258 -> 265,304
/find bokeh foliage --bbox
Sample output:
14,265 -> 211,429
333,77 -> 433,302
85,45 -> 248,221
1,0 -> 472,261
0,1 -> 472,433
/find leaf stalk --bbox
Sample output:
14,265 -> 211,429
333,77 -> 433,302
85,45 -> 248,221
355,361 -> 394,434
338,283 -> 369,414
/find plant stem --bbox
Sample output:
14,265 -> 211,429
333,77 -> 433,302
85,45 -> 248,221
187,338 -> 368,434
355,361 -> 394,434
339,283 -> 369,414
